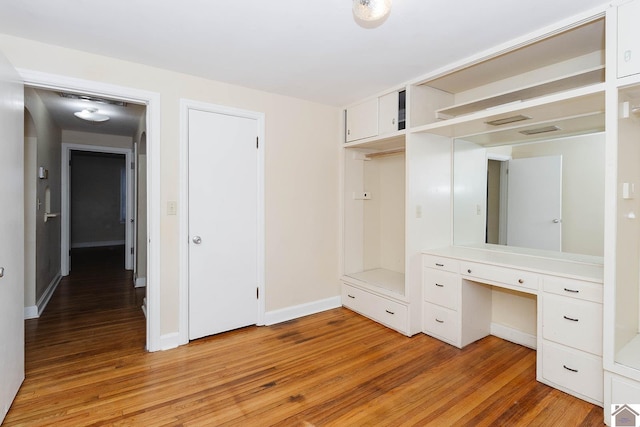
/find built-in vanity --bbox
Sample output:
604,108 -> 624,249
340,1 -> 640,423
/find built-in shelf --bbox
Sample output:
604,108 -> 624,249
411,83 -> 605,141
343,268 -> 405,298
343,132 -> 405,151
616,334 -> 640,372
435,66 -> 604,120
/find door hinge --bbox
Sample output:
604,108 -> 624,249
256,287 -> 259,299
256,136 -> 259,149
131,161 -> 135,170
131,247 -> 134,255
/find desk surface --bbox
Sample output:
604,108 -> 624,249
423,245 -> 603,283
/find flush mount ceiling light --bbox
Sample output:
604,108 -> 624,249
353,0 -> 392,22
74,107 -> 110,123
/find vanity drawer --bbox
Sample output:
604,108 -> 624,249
542,340 -> 603,404
543,276 -> 603,303
423,302 -> 459,346
461,261 -> 539,292
423,269 -> 460,310
542,293 -> 602,356
342,284 -> 408,333
423,254 -> 460,274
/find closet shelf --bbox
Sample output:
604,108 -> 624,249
343,131 -> 405,151
435,66 -> 604,120
616,334 -> 640,373
410,83 -> 605,140
343,269 -> 406,299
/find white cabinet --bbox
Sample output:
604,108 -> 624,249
618,0 -> 640,78
345,98 -> 378,142
342,283 -> 409,334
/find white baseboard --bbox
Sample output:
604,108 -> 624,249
24,305 -> 39,319
264,296 -> 342,326
134,277 -> 147,288
159,332 -> 181,351
25,272 -> 62,319
71,240 -> 125,249
491,323 -> 537,350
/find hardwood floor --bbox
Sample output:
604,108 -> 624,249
5,248 -> 603,426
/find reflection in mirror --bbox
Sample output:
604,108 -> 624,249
453,132 -> 605,257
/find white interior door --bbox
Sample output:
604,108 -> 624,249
188,109 -> 259,340
507,155 -> 562,251
0,52 -> 24,422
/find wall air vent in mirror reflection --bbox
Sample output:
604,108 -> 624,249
485,115 -> 531,126
519,126 -> 561,136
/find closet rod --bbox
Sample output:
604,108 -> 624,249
365,148 -> 405,159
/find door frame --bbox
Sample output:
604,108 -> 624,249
178,99 -> 265,345
19,69 -> 163,352
61,144 -> 133,271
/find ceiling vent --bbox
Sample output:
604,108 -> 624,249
518,125 -> 561,136
485,115 -> 531,126
58,92 -> 127,107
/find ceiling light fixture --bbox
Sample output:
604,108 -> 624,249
353,0 -> 392,22
74,108 -> 110,123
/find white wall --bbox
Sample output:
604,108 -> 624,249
0,34 -> 341,335
62,130 -> 133,149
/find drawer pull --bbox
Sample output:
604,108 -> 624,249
385,310 -> 395,315
435,318 -> 444,323
563,288 -> 579,293
563,315 -> 579,322
435,283 -> 444,288
467,269 -> 472,274
518,279 -> 524,284
563,365 -> 579,373
435,263 -> 444,267
347,294 -> 355,299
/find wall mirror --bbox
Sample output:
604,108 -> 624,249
452,119 -> 605,258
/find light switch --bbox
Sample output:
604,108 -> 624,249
623,183 -> 635,200
167,201 -> 177,215
416,205 -> 422,218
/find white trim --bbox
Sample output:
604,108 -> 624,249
71,240 -> 126,249
491,323 -> 537,350
134,277 -> 147,288
159,332 -> 181,351
26,272 -> 63,319
264,296 -> 342,326
23,306 -> 38,320
61,143 -> 133,272
178,99 -> 266,345
18,69 -> 162,352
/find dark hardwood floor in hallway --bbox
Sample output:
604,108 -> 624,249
5,247 -> 603,426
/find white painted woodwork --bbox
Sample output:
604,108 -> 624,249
617,0 -> 640,78
187,108 -> 259,340
422,246 -> 603,405
378,91 -> 399,135
342,283 -> 408,333
345,98 -> 378,143
605,372 -> 640,424
0,51 -> 24,422
506,156 -> 562,252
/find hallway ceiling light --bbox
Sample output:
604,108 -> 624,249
353,0 -> 391,22
74,107 -> 110,123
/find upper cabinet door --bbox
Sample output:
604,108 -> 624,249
618,0 -> 640,78
378,91 -> 399,135
345,98 -> 378,142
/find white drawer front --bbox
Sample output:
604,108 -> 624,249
461,261 -> 539,292
423,269 -> 459,310
342,284 -> 408,333
423,254 -> 460,274
543,293 -> 602,356
423,302 -> 459,346
542,341 -> 603,404
543,276 -> 603,303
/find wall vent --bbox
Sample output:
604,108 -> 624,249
485,115 -> 531,126
518,125 -> 561,135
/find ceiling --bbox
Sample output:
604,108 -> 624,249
0,0 -> 608,135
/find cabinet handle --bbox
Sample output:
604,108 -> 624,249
385,310 -> 395,315
518,279 -> 524,284
563,315 -> 579,322
563,288 -> 579,293
347,294 -> 355,299
435,318 -> 444,323
563,365 -> 579,373
435,283 -> 444,287
467,269 -> 472,274
435,263 -> 444,267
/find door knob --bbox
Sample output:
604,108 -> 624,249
552,219 -> 561,223
192,236 -> 202,244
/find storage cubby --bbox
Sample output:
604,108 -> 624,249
343,146 -> 406,296
410,18 -> 605,138
345,88 -> 406,144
